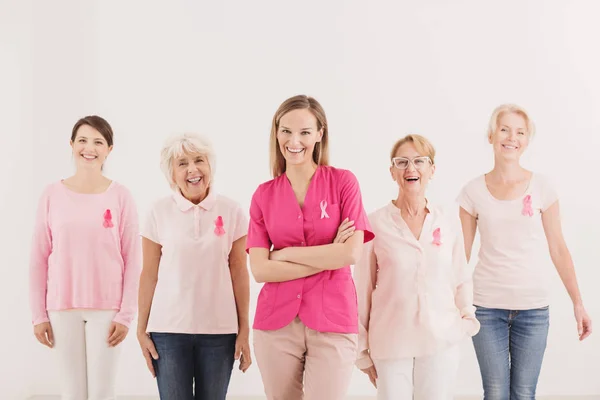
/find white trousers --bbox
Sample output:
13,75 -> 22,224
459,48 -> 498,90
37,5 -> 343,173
48,310 -> 121,400
373,344 -> 460,400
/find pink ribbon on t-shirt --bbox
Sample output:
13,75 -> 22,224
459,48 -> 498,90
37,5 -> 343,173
432,227 -> 442,246
214,216 -> 226,236
522,195 -> 534,217
103,209 -> 114,228
320,200 -> 329,219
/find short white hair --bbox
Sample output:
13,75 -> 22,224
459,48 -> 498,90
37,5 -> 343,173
488,104 -> 536,139
160,133 -> 216,190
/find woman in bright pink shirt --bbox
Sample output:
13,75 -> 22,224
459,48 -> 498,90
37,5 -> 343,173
29,116 -> 141,400
247,95 -> 374,400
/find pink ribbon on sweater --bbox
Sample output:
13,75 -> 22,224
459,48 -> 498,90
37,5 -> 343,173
103,209 -> 114,228
522,195 -> 534,217
214,216 -> 226,236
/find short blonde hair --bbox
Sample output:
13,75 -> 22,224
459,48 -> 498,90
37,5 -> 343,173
160,133 -> 216,190
269,95 -> 330,178
390,134 -> 436,164
488,104 -> 535,139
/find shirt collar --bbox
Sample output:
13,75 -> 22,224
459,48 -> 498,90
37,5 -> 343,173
172,188 -> 217,212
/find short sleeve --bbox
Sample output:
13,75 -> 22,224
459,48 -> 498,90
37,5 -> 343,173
246,185 -> 271,252
141,206 -> 160,244
457,181 -> 477,217
339,170 -> 374,243
232,203 -> 249,242
538,175 -> 559,211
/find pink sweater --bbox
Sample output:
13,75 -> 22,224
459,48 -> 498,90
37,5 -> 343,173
29,181 -> 142,327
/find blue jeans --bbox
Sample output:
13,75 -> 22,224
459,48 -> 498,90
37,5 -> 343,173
150,332 -> 236,400
472,306 -> 550,400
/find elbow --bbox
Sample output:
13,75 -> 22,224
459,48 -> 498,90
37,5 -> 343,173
139,269 -> 158,286
345,244 -> 362,266
249,263 -> 267,283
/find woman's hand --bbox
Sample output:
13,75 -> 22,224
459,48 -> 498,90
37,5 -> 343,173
107,322 -> 129,347
574,303 -> 592,341
235,328 -> 252,372
138,332 -> 159,377
361,365 -> 378,388
34,322 -> 54,348
333,218 -> 355,244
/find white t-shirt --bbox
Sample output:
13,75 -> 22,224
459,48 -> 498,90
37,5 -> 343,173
457,173 -> 558,310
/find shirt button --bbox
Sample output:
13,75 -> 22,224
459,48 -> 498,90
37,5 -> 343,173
297,294 -> 301,299
301,242 -> 305,246
298,215 -> 301,219
376,268 -> 380,272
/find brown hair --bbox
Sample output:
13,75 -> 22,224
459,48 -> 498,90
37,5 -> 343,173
71,115 -> 114,147
390,134 -> 436,164
269,95 -> 329,178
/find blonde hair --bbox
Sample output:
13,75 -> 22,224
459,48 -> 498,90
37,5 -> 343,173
269,95 -> 330,178
488,104 -> 535,139
160,133 -> 216,190
390,134 -> 436,164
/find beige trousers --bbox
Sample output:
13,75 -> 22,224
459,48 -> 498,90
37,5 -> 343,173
253,317 -> 358,400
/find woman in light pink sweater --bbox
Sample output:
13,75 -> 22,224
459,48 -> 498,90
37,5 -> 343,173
29,116 -> 141,400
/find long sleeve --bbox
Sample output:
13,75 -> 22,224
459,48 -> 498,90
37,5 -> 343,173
29,188 -> 52,326
452,222 -> 480,336
113,190 -> 142,327
355,240 -> 378,369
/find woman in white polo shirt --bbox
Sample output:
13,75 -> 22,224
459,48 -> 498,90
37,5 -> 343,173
137,133 -> 252,400
458,104 -> 592,399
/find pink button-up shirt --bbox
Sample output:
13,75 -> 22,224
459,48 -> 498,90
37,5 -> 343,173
247,166 -> 374,334
355,202 -> 479,369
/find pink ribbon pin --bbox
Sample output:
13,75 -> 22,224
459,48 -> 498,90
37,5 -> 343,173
103,209 -> 114,228
320,200 -> 329,219
432,227 -> 442,246
522,195 -> 534,217
214,216 -> 226,236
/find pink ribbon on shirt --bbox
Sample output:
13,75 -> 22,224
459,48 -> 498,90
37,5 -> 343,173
214,216 -> 226,236
522,195 -> 534,217
320,200 -> 329,219
103,209 -> 114,228
432,227 -> 442,246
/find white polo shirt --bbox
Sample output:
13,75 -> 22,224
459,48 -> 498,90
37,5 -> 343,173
142,189 -> 248,334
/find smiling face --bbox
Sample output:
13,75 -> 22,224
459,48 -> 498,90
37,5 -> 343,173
70,124 -> 112,171
276,108 -> 323,170
390,142 -> 435,196
489,111 -> 530,161
172,151 -> 211,204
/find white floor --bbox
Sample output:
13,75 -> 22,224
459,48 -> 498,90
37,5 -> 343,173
28,396 -> 600,400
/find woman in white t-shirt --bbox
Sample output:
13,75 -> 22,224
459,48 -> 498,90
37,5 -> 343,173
458,104 -> 592,399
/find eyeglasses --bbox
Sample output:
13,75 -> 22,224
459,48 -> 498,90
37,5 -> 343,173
391,156 -> 432,170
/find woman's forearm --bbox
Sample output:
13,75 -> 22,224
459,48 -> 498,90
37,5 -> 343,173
137,271 -> 158,335
230,262 -> 250,330
273,232 -> 365,270
551,248 -> 583,305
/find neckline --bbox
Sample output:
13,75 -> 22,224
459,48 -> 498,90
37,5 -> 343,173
482,173 -> 534,203
283,165 -> 321,212
387,200 -> 433,242
59,179 -> 115,195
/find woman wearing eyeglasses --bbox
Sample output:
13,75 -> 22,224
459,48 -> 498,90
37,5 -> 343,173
355,134 -> 480,400
458,104 -> 592,399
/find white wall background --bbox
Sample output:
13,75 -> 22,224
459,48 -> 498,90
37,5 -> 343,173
1,0 -> 599,398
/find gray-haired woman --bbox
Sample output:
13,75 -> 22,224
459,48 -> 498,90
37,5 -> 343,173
137,133 -> 252,400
